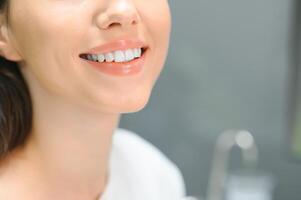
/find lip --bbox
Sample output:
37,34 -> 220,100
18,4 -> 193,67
81,38 -> 148,55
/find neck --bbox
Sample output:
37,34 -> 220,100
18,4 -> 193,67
1,86 -> 121,200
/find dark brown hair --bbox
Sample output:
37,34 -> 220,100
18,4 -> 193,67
0,0 -> 33,160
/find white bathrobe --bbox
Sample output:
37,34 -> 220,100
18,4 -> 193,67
100,128 -> 187,200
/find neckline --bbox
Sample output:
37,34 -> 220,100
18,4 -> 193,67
98,168 -> 112,200
98,131 -> 116,200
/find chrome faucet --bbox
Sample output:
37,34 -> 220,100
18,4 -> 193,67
206,130 -> 259,200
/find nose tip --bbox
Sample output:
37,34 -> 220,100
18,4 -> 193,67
97,2 -> 140,30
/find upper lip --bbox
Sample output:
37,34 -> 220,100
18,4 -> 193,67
81,38 -> 148,55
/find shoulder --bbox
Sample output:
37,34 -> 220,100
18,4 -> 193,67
113,128 -> 187,199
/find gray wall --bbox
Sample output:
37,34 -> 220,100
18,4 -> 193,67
120,0 -> 301,199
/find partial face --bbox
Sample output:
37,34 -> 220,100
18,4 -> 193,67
3,0 -> 171,113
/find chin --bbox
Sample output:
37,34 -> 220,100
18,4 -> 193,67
120,95 -> 151,114
108,91 -> 152,114
86,84 -> 154,114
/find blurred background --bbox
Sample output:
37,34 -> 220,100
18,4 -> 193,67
120,0 -> 301,199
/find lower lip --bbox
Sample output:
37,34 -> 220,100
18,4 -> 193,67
81,50 -> 147,77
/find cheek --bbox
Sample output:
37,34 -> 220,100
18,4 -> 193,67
146,1 -> 170,52
143,0 -> 171,43
9,3 -> 89,93
141,0 -> 171,78
10,3 -> 85,60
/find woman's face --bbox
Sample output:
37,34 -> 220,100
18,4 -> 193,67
2,0 -> 171,113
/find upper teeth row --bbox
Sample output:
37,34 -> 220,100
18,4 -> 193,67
86,48 -> 142,63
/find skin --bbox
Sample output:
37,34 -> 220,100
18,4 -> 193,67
0,0 -> 171,199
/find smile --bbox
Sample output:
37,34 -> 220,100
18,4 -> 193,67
79,47 -> 146,63
80,48 -> 148,77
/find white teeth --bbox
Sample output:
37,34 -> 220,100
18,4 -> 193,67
125,49 -> 135,61
105,52 -> 114,62
114,50 -> 125,62
97,54 -> 105,62
134,48 -> 142,58
86,48 -> 144,63
87,54 -> 93,60
133,49 -> 138,58
91,54 -> 98,61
